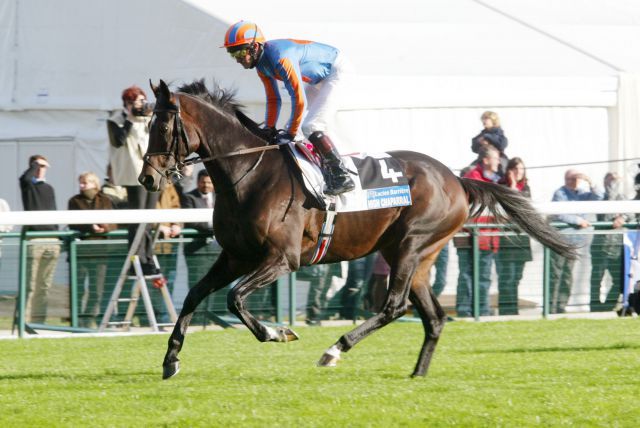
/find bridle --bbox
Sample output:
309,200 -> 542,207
143,95 -> 286,184
143,97 -> 191,184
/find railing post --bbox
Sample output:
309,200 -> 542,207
68,238 -> 79,328
543,246 -> 551,318
17,230 -> 28,338
472,227 -> 480,321
288,272 -> 296,326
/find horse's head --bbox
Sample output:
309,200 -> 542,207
138,80 -> 193,192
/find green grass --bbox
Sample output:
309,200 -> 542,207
1,319 -> 639,427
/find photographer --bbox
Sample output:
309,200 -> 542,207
106,85 -> 160,275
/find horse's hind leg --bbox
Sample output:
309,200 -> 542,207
163,250 -> 246,379
318,238 -> 426,368
409,268 -> 447,377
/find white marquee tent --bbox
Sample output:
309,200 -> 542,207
2,0 -> 640,211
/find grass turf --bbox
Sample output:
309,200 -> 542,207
1,318 -> 639,427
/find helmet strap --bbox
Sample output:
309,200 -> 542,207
248,43 -> 261,68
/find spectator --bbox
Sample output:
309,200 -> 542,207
456,145 -> 501,317
363,252 -> 390,313
0,197 -> 10,232
340,254 -> 376,320
67,172 -> 117,327
431,243 -> 449,297
182,169 -> 223,322
0,197 -> 12,273
590,172 -> 628,312
495,157 -> 533,315
304,264 -> 337,325
635,171 -> 640,206
107,85 -> 159,276
174,164 -> 195,206
19,155 -> 60,323
101,163 -> 128,210
549,169 -> 603,314
471,111 -> 509,176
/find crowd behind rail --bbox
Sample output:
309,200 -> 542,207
2,101 -> 640,332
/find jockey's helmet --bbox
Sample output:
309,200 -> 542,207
222,21 -> 265,48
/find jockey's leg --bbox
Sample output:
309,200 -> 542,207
308,131 -> 355,196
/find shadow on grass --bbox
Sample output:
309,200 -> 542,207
469,342 -> 640,354
0,370 -> 156,382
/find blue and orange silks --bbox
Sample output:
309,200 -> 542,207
255,39 -> 339,136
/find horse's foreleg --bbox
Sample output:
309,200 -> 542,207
226,255 -> 299,343
163,251 -> 242,379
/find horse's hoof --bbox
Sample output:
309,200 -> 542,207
277,327 -> 300,342
162,361 -> 180,380
317,352 -> 340,367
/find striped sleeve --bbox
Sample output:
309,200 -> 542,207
276,58 -> 306,136
258,71 -> 281,128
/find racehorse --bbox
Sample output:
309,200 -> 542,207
140,79 -> 575,380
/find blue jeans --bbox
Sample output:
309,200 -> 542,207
456,248 -> 494,317
432,244 -> 449,296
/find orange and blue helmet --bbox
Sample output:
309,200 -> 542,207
222,21 -> 265,48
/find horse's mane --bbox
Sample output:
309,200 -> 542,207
177,79 -> 242,115
177,79 -> 269,140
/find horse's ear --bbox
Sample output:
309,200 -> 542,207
149,79 -> 159,96
159,79 -> 170,96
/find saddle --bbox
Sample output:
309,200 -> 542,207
233,111 -> 411,212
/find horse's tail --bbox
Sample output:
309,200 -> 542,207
459,177 -> 578,259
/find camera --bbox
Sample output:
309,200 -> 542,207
132,102 -> 155,117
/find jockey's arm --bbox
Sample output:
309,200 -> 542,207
276,58 -> 306,138
258,71 -> 281,129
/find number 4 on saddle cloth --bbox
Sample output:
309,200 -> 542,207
286,142 -> 413,213
284,142 -> 413,264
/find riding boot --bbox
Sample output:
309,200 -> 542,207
308,131 -> 356,196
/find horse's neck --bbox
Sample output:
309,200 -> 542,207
191,106 -> 278,197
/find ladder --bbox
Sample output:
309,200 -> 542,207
99,223 -> 177,332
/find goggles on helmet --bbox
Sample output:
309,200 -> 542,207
229,48 -> 249,59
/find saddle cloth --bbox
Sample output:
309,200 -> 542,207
288,142 -> 412,213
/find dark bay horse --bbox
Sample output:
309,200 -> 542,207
140,79 -> 575,379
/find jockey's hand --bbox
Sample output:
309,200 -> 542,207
272,130 -> 294,146
261,126 -> 278,142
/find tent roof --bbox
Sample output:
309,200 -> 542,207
2,0 -> 640,110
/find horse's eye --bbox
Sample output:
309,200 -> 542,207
160,124 -> 170,134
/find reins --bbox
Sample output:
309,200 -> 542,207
144,95 -> 287,184
182,142 -> 285,167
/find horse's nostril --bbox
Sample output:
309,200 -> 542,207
140,175 -> 154,188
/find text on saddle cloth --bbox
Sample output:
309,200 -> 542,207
289,143 -> 412,213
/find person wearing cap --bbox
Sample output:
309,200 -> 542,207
19,154 -> 60,323
222,20 -> 355,196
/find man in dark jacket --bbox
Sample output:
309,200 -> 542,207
19,155 -> 60,323
181,170 -> 221,321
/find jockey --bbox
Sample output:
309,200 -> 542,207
222,20 -> 355,196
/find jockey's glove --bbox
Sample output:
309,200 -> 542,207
272,130 -> 295,146
261,126 -> 278,142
